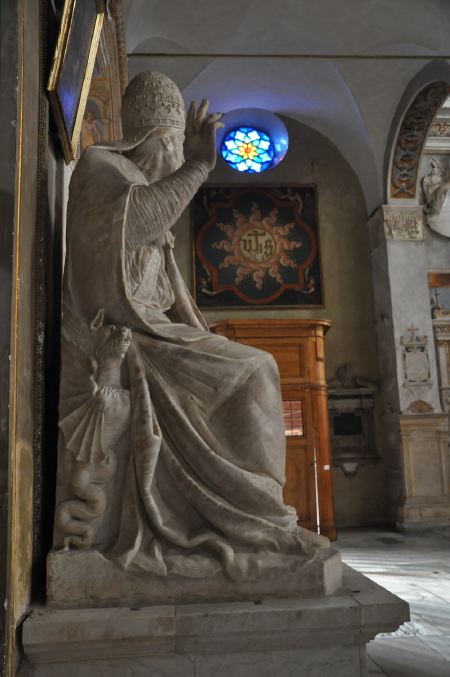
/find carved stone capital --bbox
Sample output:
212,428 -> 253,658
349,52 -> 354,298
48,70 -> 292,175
430,121 -> 450,137
433,318 -> 450,342
382,205 -> 424,241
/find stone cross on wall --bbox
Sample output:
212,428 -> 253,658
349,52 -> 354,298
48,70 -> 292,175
406,324 -> 420,342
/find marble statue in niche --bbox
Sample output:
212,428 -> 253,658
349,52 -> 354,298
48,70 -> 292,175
422,157 -> 450,237
53,72 -> 330,593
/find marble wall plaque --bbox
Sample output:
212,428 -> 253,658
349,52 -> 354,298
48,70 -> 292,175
382,206 -> 424,241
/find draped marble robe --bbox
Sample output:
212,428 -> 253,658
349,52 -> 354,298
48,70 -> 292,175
55,144 -> 322,581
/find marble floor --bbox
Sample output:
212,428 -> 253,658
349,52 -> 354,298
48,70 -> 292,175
337,528 -> 450,677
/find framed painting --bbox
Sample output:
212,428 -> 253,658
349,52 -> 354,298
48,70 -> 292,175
192,186 -> 323,309
48,0 -> 105,163
79,1 -> 128,156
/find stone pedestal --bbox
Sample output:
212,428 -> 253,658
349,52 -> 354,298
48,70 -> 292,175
397,413 -> 450,528
46,547 -> 342,606
21,566 -> 408,677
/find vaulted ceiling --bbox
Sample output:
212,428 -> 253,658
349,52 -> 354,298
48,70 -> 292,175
123,0 -> 450,214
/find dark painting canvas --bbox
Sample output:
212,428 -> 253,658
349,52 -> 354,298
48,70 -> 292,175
193,186 -> 323,308
57,2 -> 98,137
48,0 -> 104,162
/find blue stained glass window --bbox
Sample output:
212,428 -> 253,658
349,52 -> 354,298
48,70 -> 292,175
221,127 -> 275,173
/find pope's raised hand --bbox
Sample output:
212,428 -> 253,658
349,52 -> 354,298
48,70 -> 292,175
184,99 -> 224,171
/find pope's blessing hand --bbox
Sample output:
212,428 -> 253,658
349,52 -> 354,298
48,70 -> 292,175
184,99 -> 224,172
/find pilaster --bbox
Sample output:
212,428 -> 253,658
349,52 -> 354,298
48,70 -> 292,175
367,204 -> 450,528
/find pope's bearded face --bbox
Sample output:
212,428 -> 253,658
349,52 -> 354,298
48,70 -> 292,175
161,131 -> 185,172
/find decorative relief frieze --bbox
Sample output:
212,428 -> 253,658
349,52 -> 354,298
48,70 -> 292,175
407,399 -> 434,413
429,121 -> 450,138
434,323 -> 450,343
382,206 -> 424,241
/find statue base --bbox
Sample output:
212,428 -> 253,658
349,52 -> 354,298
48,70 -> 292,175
46,547 -> 342,607
23,566 -> 408,677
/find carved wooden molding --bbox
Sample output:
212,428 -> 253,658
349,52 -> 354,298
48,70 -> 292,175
108,0 -> 128,95
390,81 -> 449,200
33,0 -> 48,577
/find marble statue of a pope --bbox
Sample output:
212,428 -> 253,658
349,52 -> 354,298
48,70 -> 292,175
53,72 -> 328,584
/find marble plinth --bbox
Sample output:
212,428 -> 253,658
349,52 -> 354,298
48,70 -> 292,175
21,565 -> 409,677
47,547 -> 342,607
396,414 -> 450,529
397,496 -> 450,529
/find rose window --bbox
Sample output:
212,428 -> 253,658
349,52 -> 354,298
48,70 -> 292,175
221,127 -> 275,173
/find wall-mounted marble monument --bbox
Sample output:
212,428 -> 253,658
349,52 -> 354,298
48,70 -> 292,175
49,72 -> 336,607
22,72 -> 407,677
327,365 -> 378,477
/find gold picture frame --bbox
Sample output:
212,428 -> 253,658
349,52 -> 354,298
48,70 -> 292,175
48,0 -> 105,163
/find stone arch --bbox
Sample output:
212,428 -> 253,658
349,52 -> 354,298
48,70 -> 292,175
385,61 -> 450,202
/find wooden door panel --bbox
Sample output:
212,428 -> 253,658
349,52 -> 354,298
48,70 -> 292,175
281,389 -> 317,531
283,442 -> 315,531
239,339 -> 307,380
311,388 -> 336,539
